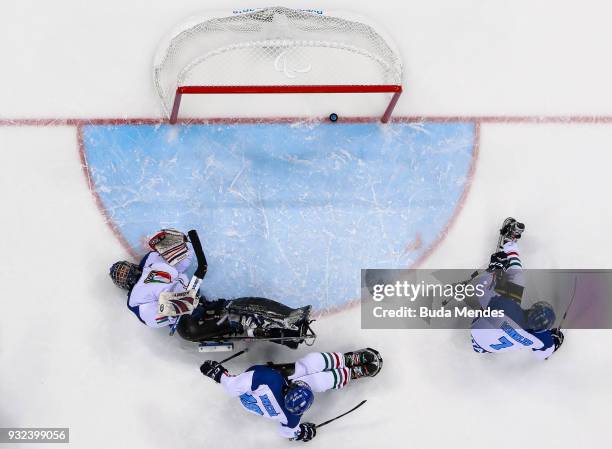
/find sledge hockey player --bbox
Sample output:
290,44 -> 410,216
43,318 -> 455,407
469,218 -> 564,359
109,229 -> 201,328
199,349 -> 382,442
109,229 -> 312,347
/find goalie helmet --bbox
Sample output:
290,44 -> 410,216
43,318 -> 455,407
109,261 -> 142,291
284,380 -> 314,415
526,301 -> 556,332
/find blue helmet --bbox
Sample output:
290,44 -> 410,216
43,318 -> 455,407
284,381 -> 314,415
526,301 -> 556,332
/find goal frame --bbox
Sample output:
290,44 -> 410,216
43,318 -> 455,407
168,84 -> 403,124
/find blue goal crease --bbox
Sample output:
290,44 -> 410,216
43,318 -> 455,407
83,122 -> 475,310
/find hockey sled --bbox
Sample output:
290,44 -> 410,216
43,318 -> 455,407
176,296 -> 317,351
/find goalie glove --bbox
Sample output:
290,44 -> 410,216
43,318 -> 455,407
158,289 -> 199,317
292,423 -> 317,442
148,229 -> 189,266
200,360 -> 228,383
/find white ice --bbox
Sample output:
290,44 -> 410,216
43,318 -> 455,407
1,1 -> 612,449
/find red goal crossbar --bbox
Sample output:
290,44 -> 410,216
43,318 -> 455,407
169,85 -> 403,124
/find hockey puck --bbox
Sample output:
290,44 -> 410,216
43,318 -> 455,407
329,113 -> 338,122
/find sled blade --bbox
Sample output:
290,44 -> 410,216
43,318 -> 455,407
197,342 -> 234,352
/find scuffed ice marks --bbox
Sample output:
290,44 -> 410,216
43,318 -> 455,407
83,122 -> 475,311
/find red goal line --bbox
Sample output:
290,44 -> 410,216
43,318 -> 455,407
3,115 -> 612,127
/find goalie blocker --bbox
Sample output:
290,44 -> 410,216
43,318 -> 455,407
158,289 -> 199,317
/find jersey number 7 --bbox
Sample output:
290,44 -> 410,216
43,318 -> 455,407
490,336 -> 514,351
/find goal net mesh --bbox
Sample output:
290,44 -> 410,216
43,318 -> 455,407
154,7 -> 403,117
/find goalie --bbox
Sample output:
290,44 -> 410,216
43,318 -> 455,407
109,229 -> 211,328
109,229 -> 313,348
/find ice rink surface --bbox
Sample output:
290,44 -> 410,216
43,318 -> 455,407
83,122 -> 474,310
2,1 -> 612,448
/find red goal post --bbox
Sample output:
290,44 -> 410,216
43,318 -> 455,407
154,7 -> 404,123
170,84 -> 403,123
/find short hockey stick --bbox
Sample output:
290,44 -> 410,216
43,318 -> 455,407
559,275 -> 578,329
169,229 -> 207,336
316,400 -> 367,429
187,229 -> 208,282
441,227 -> 506,307
219,348 -> 249,364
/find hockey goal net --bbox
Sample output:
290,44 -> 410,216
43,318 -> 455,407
153,7 -> 403,123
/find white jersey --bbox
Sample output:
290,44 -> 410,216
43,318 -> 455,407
127,244 -> 194,327
470,241 -> 555,359
471,299 -> 555,359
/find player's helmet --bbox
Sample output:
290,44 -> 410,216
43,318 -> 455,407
109,261 -> 142,291
526,301 -> 556,332
284,380 -> 314,415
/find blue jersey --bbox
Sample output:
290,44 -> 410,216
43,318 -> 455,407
471,295 -> 555,359
220,366 -> 301,438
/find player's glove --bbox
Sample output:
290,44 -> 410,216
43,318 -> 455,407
487,251 -> 508,272
200,360 -> 227,383
551,328 -> 564,352
293,423 -> 316,442
148,229 -> 189,266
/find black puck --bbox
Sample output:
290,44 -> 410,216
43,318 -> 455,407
329,113 -> 338,122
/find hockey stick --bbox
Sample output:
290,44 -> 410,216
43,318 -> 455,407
169,229 -> 207,336
543,277 -> 577,361
219,348 -> 249,364
187,229 -> 208,286
441,227 -> 506,307
559,275 -> 578,329
316,400 -> 367,429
